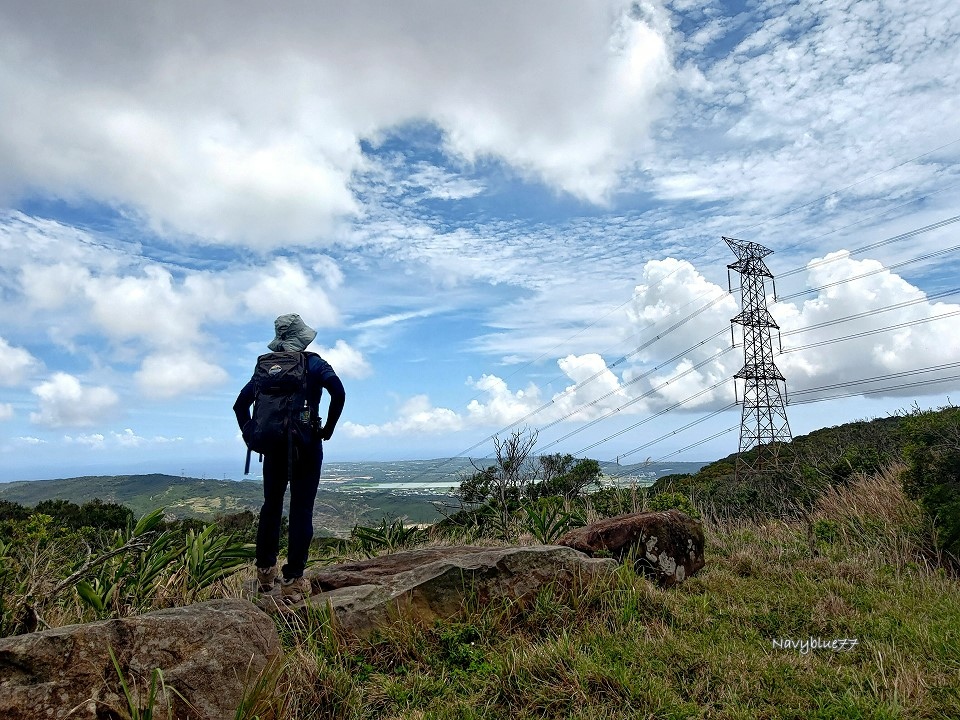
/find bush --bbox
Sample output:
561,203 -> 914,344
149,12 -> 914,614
901,405 -> 960,560
648,490 -> 700,518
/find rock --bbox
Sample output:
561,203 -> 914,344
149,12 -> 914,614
557,509 -> 705,585
257,545 -> 616,635
0,598 -> 280,720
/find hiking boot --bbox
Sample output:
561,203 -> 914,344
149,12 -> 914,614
280,576 -> 311,604
256,564 -> 278,592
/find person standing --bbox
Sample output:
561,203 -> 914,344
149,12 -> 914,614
233,313 -> 345,603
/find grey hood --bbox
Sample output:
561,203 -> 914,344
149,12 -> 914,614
267,313 -> 317,352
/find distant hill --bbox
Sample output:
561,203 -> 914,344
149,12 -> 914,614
0,474 -> 264,519
0,459 -> 708,534
0,472 -> 456,535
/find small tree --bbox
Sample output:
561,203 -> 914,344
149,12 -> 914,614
529,453 -> 603,502
454,428 -> 539,537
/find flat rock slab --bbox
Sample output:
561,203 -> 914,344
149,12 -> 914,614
0,598 -> 279,720
558,509 -> 705,585
252,544 -> 616,635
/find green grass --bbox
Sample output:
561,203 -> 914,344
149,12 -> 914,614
260,470 -> 960,719
4,464 -> 958,718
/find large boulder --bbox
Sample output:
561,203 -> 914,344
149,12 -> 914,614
259,545 -> 616,635
557,509 -> 705,585
0,598 -> 279,720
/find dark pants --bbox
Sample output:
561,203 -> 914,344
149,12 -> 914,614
256,442 -> 323,579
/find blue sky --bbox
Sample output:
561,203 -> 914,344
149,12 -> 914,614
1,0 -> 959,481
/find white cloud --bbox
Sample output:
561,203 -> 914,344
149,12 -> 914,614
112,428 -> 184,447
83,265 -> 235,349
627,258 -> 737,361
135,351 -> 229,399
14,436 -> 45,445
65,433 -> 106,449
0,404 -> 13,421
0,2 -> 673,247
30,373 -> 120,428
775,252 -> 960,397
649,0 -> 960,214
344,395 -> 464,438
3,216 -> 344,364
308,339 -> 372,379
350,250 -> 960,440
0,336 -> 39,385
406,163 -> 485,200
241,259 -> 339,326
464,375 -> 543,426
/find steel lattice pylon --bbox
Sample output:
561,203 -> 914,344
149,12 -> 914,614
725,236 -> 792,475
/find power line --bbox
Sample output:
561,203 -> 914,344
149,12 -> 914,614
543,362 -> 731,452
789,361 -> 960,399
606,425 -> 740,482
742,180 -> 960,265
601,365 -> 960,478
536,330 -> 731,435
458,267 -> 960,467
734,137 -> 960,236
394,296 -> 734,480
780,287 -> 960,337
782,308 -> 960,354
777,242 -> 960,302
778,214 -> 960,279
457,165 -> 960,464
396,145 -> 960,481
789,373 -> 960,405
489,292 -> 732,438
597,403 -> 738,465
729,214 -> 960,294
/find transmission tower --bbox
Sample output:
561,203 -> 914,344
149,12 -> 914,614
725,236 -> 792,474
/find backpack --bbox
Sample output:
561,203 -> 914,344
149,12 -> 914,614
242,351 -> 318,459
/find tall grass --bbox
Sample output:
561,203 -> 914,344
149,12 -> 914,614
264,463 -> 960,718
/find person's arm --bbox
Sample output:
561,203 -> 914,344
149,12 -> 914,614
309,355 -> 345,440
233,380 -> 256,431
320,374 -> 345,440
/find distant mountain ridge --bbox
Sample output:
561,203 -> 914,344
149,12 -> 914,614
0,460 -> 707,534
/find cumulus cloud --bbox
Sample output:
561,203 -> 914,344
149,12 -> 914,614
64,433 -> 106,449
0,2 -> 672,247
343,251 -> 960,441
464,375 -> 543,426
135,351 -> 229,399
308,339 -> 372,379
241,259 -> 339,326
3,217 -> 345,401
775,252 -> 960,398
344,395 -> 464,438
0,336 -> 39,385
14,436 -> 45,445
30,373 -> 119,428
0,403 -> 13,421
112,428 -> 184,447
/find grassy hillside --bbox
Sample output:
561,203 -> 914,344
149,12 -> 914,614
248,467 -> 960,718
0,473 -> 457,535
3,407 -> 959,717
0,474 -> 261,517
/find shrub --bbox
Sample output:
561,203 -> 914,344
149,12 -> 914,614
901,404 -> 960,560
648,491 -> 700,518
